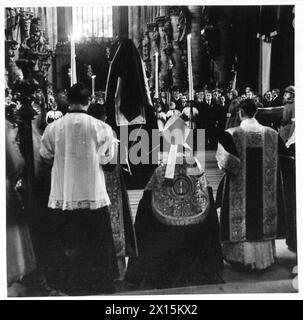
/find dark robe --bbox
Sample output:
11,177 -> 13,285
271,96 -> 283,107
208,100 -> 220,149
171,97 -> 183,112
125,160 -> 224,290
195,100 -> 210,130
279,101 -> 295,143
87,107 -> 138,279
279,152 -> 296,252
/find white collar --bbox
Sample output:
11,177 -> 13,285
240,117 -> 261,129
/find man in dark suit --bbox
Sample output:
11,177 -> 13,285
171,86 -> 182,112
203,91 -> 217,149
271,88 -> 282,107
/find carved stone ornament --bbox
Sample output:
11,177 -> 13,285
17,17 -> 53,83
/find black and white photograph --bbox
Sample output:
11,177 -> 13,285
1,0 -> 301,300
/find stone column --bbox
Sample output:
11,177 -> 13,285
55,7 -> 73,90
148,22 -> 159,90
116,6 -> 129,40
128,6 -> 133,39
132,6 -> 141,50
188,6 -> 204,89
57,7 -> 72,42
142,26 -> 152,84
156,15 -> 168,90
169,6 -> 186,89
214,7 -> 233,86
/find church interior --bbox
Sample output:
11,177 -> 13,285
4,5 -> 297,297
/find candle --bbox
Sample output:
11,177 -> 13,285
92,75 -> 96,97
154,52 -> 159,98
187,34 -> 193,100
70,35 -> 77,86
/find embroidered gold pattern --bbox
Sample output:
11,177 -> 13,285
227,126 -> 278,242
263,128 -> 278,239
150,161 -> 210,226
216,143 -> 241,175
104,166 -> 126,257
48,198 -> 110,210
229,128 -> 247,242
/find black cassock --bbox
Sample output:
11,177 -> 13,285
125,161 -> 224,290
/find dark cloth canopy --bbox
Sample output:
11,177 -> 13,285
105,39 -> 153,124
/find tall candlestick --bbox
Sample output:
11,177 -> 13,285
91,75 -> 96,97
155,52 -> 159,98
70,35 -> 77,87
187,34 -> 193,100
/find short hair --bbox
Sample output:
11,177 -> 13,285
229,89 -> 238,99
272,88 -> 280,95
239,99 -> 258,118
67,83 -> 90,105
87,102 -> 107,121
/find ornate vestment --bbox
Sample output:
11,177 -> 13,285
216,118 -> 288,269
125,157 -> 223,289
217,119 -> 287,242
104,165 -> 138,260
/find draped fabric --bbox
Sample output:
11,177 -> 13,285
257,6 -> 279,95
105,39 -> 153,125
261,41 -> 272,95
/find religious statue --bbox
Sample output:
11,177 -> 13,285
5,39 -> 19,87
19,10 -> 33,43
177,8 -> 190,48
87,64 -> 93,79
142,30 -> 151,62
163,17 -> 173,57
17,17 -> 53,85
152,24 -> 160,52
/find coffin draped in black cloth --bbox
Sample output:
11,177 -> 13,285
125,163 -> 224,290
